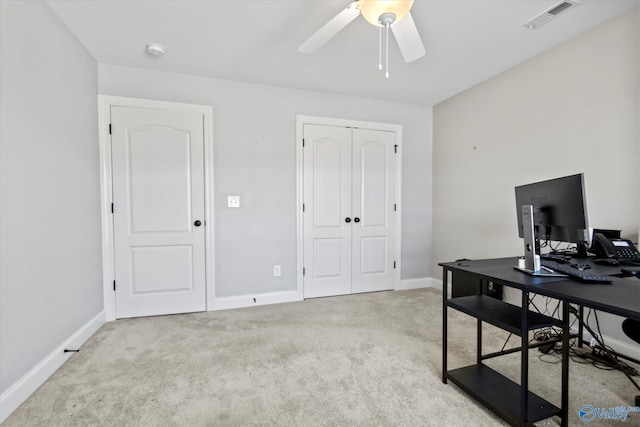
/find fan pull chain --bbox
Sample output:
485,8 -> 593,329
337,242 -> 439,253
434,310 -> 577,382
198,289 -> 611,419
378,26 -> 382,70
385,22 -> 390,78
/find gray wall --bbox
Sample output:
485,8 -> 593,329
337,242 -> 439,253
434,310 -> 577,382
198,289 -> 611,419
434,7 -> 639,269
0,1 -> 103,394
433,8 -> 639,346
99,65 -> 433,298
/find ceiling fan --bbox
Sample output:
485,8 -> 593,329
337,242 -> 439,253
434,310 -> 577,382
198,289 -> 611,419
298,0 -> 426,76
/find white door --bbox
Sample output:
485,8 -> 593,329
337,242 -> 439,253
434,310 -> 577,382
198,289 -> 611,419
351,128 -> 397,293
303,124 -> 397,298
111,106 -> 206,318
303,125 -> 353,298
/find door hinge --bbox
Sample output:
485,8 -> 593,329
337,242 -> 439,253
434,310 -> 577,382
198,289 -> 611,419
303,267 -> 306,276
109,124 -> 112,135
111,203 -> 114,214
394,203 -> 397,212
394,144 -> 398,153
113,280 -> 116,291
393,261 -> 396,269
302,138 -> 305,147
302,203 -> 305,212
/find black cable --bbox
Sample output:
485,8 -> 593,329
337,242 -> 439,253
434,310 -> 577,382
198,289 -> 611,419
570,306 -> 640,391
529,297 -> 543,315
502,296 -> 639,385
550,241 -> 564,253
569,314 -> 579,330
594,310 -> 605,348
550,300 -> 560,319
588,313 -> 637,374
544,297 -> 551,316
501,333 -> 512,352
538,352 -> 562,364
538,334 -> 590,365
516,304 -> 639,389
530,306 -> 614,368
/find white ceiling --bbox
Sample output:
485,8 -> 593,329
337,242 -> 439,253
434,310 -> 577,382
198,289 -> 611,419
46,0 -> 639,106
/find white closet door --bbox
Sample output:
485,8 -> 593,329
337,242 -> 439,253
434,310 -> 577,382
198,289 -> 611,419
351,128 -> 397,293
111,106 -> 206,318
303,124 -> 352,298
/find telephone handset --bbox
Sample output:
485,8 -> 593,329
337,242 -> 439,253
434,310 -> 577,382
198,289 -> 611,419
592,232 -> 640,262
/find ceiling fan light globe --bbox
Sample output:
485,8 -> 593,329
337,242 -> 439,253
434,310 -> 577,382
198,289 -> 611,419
359,0 -> 414,27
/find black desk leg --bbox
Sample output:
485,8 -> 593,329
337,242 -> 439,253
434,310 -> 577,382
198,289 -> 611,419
561,301 -> 569,427
442,268 -> 448,384
477,318 -> 483,365
477,280 -> 484,365
578,305 -> 584,348
521,290 -> 530,424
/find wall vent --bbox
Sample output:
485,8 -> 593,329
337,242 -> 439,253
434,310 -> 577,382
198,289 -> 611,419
523,0 -> 580,30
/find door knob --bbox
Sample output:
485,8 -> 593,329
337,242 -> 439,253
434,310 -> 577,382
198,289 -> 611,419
194,220 -> 202,227
354,217 -> 360,223
345,217 -> 351,223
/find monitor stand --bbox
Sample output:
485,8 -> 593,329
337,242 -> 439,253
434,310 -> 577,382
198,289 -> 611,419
576,243 -> 589,258
514,205 -> 568,277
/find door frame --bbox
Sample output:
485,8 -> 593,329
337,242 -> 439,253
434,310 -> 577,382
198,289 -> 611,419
98,96 -> 215,321
295,115 -> 403,298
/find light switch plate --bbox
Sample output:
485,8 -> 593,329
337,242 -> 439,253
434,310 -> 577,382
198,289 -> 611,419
228,196 -> 240,208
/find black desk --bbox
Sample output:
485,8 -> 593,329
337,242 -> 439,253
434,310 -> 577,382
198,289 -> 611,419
440,257 -> 640,427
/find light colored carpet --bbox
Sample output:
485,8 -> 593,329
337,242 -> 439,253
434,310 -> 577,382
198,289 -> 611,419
3,288 -> 638,426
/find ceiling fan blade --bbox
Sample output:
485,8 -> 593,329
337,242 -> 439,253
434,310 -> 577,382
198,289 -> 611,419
298,2 -> 361,54
391,12 -> 425,63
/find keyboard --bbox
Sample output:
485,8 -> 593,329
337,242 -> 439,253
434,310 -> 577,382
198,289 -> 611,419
540,260 -> 612,284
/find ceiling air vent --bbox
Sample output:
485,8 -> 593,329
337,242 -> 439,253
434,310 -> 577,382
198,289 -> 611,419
523,0 -> 580,30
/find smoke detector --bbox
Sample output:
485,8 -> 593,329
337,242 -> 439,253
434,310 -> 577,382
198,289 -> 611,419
145,43 -> 166,57
523,0 -> 580,30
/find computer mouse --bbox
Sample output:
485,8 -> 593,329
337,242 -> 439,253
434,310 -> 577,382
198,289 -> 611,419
594,258 -> 620,266
621,267 -> 640,277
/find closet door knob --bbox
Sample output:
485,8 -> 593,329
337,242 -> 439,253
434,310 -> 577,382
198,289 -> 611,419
354,217 -> 360,223
345,217 -> 351,223
194,220 -> 202,227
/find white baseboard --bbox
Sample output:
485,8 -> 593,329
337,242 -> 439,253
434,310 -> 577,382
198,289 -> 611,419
398,277 -> 442,291
0,310 -> 105,423
213,281 -> 447,310
211,290 -> 301,311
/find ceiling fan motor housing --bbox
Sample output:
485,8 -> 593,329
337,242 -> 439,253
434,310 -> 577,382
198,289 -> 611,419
378,12 -> 396,26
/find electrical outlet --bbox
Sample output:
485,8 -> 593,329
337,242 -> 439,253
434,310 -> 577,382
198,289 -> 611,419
273,265 -> 281,277
228,196 -> 240,208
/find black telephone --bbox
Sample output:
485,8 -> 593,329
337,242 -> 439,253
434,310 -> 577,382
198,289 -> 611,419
592,232 -> 640,263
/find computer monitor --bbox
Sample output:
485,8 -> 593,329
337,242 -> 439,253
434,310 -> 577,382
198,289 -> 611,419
514,173 -> 590,274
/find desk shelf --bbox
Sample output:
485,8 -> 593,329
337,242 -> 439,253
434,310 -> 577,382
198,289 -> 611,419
441,262 -> 570,426
447,295 -> 558,336
446,364 -> 561,424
